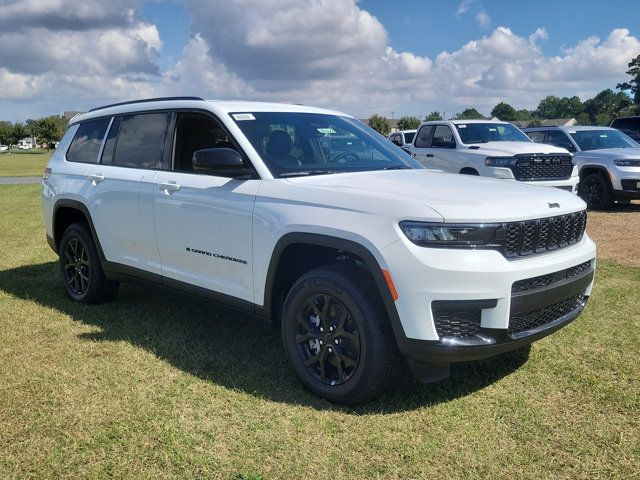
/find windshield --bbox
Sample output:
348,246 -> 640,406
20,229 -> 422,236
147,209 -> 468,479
455,123 -> 531,144
570,129 -> 639,151
230,112 -> 422,177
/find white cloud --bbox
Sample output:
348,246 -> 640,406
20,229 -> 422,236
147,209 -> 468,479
0,0 -> 639,121
475,10 -> 491,29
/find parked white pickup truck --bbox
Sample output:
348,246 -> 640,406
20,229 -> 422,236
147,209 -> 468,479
409,120 -> 579,193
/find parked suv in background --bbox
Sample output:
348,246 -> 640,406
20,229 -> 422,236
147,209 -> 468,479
42,97 -> 596,404
611,116 -> 640,142
388,129 -> 416,154
524,125 -> 640,209
408,120 -> 579,193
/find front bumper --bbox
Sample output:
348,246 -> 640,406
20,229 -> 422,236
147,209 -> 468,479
381,234 -> 596,381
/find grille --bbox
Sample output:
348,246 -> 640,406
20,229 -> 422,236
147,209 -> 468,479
511,260 -> 593,294
504,211 -> 587,258
508,294 -> 585,335
433,309 -> 481,338
509,156 -> 574,181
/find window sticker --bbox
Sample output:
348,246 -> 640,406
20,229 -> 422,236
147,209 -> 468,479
317,128 -> 336,134
232,113 -> 255,121
458,124 -> 467,128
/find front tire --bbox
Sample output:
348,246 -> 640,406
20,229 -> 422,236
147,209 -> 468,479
579,173 -> 614,210
59,222 -> 119,304
281,265 -> 401,404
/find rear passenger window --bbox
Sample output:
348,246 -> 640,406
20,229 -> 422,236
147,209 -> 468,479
414,126 -> 433,147
113,113 -> 168,169
66,118 -> 110,163
527,131 -> 546,143
100,117 -> 122,165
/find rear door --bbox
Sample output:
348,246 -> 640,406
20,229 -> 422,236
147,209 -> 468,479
85,112 -> 169,276
411,125 -> 435,167
153,111 -> 259,303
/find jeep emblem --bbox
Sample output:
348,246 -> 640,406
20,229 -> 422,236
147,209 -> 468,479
548,202 -> 560,208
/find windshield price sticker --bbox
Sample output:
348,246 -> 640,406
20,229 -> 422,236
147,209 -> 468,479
232,113 -> 256,121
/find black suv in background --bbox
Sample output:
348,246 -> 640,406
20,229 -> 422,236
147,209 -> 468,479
611,116 -> 640,142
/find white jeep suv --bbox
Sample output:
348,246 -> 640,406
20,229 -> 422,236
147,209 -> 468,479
42,98 -> 596,404
410,120 -> 579,193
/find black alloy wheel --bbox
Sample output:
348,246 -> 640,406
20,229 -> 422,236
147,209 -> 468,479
63,236 -> 90,296
295,293 -> 360,386
579,173 -> 613,210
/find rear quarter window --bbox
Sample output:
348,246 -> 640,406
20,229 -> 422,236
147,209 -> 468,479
66,118 -> 110,163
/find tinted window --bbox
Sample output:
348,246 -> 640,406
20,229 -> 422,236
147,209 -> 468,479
526,131 -> 546,143
173,113 -> 241,173
570,129 -> 639,151
545,131 -> 575,151
455,123 -> 531,143
404,132 -> 415,143
231,112 -> 422,177
611,118 -> 640,140
432,125 -> 454,147
113,113 -> 168,169
414,126 -> 433,147
100,117 -> 122,165
66,118 -> 110,163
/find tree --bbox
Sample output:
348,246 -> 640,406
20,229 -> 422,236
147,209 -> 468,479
453,108 -> 484,120
490,102 -> 517,121
396,116 -> 421,130
583,89 -> 632,125
36,116 -> 66,148
9,123 -> 27,147
424,111 -> 443,121
617,54 -> 640,104
368,114 -> 390,136
515,109 -> 534,121
535,95 -> 584,120
0,121 -> 12,147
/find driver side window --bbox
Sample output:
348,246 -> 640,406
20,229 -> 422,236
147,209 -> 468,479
431,125 -> 455,148
173,113 -> 240,173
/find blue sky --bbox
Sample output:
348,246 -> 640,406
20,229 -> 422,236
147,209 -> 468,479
0,0 -> 639,120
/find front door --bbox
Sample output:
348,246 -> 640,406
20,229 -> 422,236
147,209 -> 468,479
153,112 -> 258,303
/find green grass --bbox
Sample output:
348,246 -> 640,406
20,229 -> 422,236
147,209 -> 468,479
1,184 -> 639,479
0,150 -> 51,177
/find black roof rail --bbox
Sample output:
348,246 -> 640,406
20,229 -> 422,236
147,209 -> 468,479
89,96 -> 204,112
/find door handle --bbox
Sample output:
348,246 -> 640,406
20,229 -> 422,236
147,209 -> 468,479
425,154 -> 434,158
88,173 -> 104,184
159,181 -> 181,194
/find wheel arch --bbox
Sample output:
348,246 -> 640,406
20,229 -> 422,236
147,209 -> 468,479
52,199 -> 106,261
459,167 -> 479,175
262,233 -> 401,327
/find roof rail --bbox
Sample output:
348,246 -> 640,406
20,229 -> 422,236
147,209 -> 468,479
89,96 -> 205,112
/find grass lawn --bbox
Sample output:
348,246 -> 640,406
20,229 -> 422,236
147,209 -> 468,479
0,184 -> 639,479
0,150 -> 51,177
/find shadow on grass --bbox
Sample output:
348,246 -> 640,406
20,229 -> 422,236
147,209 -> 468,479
0,261 -> 530,413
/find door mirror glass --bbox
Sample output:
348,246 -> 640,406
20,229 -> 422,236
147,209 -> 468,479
192,148 -> 244,173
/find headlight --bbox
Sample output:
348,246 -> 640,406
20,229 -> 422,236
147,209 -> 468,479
614,159 -> 640,167
485,156 -> 515,167
399,221 -> 503,248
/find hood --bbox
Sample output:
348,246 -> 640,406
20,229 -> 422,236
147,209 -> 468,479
285,169 -> 585,223
461,141 -> 570,157
576,147 -> 640,159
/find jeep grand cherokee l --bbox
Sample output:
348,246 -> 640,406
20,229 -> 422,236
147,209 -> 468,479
42,97 -> 596,404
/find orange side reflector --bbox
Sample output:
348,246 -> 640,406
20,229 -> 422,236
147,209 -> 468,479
382,269 -> 398,301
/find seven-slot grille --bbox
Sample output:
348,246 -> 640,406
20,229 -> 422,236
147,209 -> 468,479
509,155 -> 574,181
503,210 -> 587,258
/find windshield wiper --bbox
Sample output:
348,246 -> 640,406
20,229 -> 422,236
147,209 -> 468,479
372,165 -> 412,171
280,170 -> 337,178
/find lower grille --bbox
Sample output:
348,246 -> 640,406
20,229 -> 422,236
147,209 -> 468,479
511,260 -> 593,294
508,294 -> 585,335
432,308 -> 481,338
554,185 -> 573,192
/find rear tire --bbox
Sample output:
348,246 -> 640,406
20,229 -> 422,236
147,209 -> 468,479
59,222 -> 119,304
281,265 -> 401,405
579,173 -> 614,210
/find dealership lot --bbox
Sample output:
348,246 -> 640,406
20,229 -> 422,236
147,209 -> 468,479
0,180 -> 638,478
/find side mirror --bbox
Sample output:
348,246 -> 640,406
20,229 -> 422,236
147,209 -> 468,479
192,148 -> 244,173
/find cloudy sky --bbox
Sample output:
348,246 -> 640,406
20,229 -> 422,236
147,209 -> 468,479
1,0 -> 639,121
